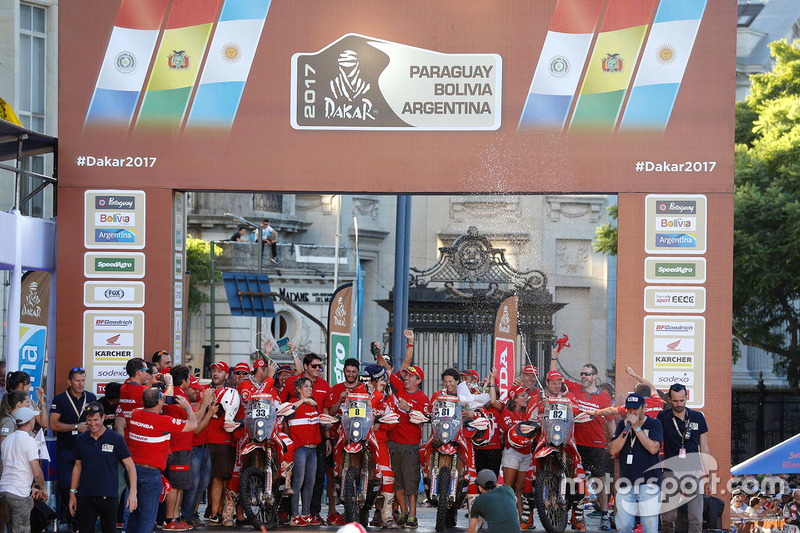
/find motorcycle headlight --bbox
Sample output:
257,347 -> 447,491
256,429 -> 265,439
353,430 -> 359,437
354,421 -> 360,428
443,423 -> 450,429
257,420 -> 264,427
554,424 -> 561,432
442,432 -> 449,440
553,434 -> 561,444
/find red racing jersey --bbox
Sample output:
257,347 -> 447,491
565,380 -> 612,448
128,408 -> 188,470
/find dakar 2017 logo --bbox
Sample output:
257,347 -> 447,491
333,296 -> 348,328
168,50 -> 189,70
324,50 -> 375,121
601,53 -> 623,73
498,305 -> 511,334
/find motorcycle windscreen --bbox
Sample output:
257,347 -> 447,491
342,398 -> 372,442
246,398 -> 277,442
432,400 -> 462,444
542,401 -> 574,447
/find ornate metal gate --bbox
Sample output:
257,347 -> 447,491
380,227 -> 565,399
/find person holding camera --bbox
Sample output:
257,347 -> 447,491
468,469 -> 521,533
161,366 -> 194,530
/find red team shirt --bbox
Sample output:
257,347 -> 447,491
473,406 -> 503,451
286,403 -> 322,447
128,408 -> 188,470
615,395 -> 665,418
116,380 -> 145,440
499,408 -> 531,454
207,387 -> 234,446
163,387 -> 193,452
564,380 -> 612,448
388,372 -> 429,445
280,375 -> 332,411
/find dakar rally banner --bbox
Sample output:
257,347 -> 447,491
493,295 -> 518,402
328,283 -> 353,387
58,0 -> 733,195
19,271 -> 50,405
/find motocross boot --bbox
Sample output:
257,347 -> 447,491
520,493 -> 535,530
423,477 -> 433,505
381,492 -> 400,529
570,501 -> 586,531
222,490 -> 237,527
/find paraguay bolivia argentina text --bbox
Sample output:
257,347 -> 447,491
403,64 -> 495,115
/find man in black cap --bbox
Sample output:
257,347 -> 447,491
608,393 -> 663,533
468,469 -> 520,533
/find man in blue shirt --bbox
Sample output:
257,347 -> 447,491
49,367 -> 97,528
69,401 -> 137,533
608,393 -> 663,533
656,383 -> 709,533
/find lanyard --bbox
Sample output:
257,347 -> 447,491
66,391 -> 87,420
671,410 -> 692,448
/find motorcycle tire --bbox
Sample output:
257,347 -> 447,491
343,465 -> 360,523
535,469 -> 569,533
435,466 -> 451,532
240,465 -> 278,529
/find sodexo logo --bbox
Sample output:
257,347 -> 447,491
93,367 -> 127,380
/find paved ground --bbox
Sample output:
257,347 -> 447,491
198,504 -> 609,532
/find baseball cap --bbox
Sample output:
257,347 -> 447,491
508,386 -> 526,399
402,365 -> 425,381
210,361 -> 229,373
276,364 -> 294,375
253,358 -> 267,370
234,362 -> 251,374
15,407 -> 36,425
476,469 -> 497,489
625,393 -> 645,410
460,369 -> 479,380
522,365 -> 539,375
188,376 -> 205,391
546,370 -> 563,381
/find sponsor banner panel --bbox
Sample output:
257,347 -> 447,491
84,252 -> 145,278
173,311 -> 183,361
83,310 -> 144,392
84,190 -> 146,249
643,315 -> 705,408
644,257 -> 706,284
174,252 -> 183,280
84,281 -> 145,307
644,286 -> 705,313
645,195 -> 707,254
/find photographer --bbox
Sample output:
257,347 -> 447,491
468,469 -> 520,533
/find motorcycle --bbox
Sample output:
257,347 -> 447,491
335,392 -> 382,526
421,394 -> 473,532
525,396 -> 582,533
237,392 -> 293,528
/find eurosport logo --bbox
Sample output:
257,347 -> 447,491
94,317 -> 135,330
95,212 -> 135,227
655,233 -> 696,248
95,196 -> 135,210
654,322 -> 695,335
95,229 -> 135,243
653,371 -> 694,386
653,338 -> 695,353
657,217 -> 696,231
656,200 -> 696,215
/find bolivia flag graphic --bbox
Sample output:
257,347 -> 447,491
619,0 -> 707,131
84,0 -> 169,127
518,0 -> 605,130
185,0 -> 271,130
569,0 -> 657,131
135,0 -> 223,133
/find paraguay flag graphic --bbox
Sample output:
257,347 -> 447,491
84,0 -> 169,127
135,0 -> 223,133
185,0 -> 271,130
518,0 -> 605,130
619,0 -> 708,131
569,0 -> 658,131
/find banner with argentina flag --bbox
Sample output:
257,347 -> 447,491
135,0 -> 223,133
619,0 -> 708,131
84,0 -> 169,127
518,0 -> 605,130
185,0 -> 272,130
569,0 -> 658,131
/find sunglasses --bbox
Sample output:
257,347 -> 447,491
309,364 -> 324,370
234,371 -> 249,376
669,383 -> 687,392
579,372 -> 596,377
70,367 -> 85,373
137,367 -> 152,374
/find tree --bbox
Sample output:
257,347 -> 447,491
593,204 -> 618,255
733,40 -> 800,387
185,235 -> 222,316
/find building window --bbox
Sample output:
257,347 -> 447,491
270,311 -> 295,340
253,193 -> 283,213
18,3 -> 46,133
20,156 -> 45,216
